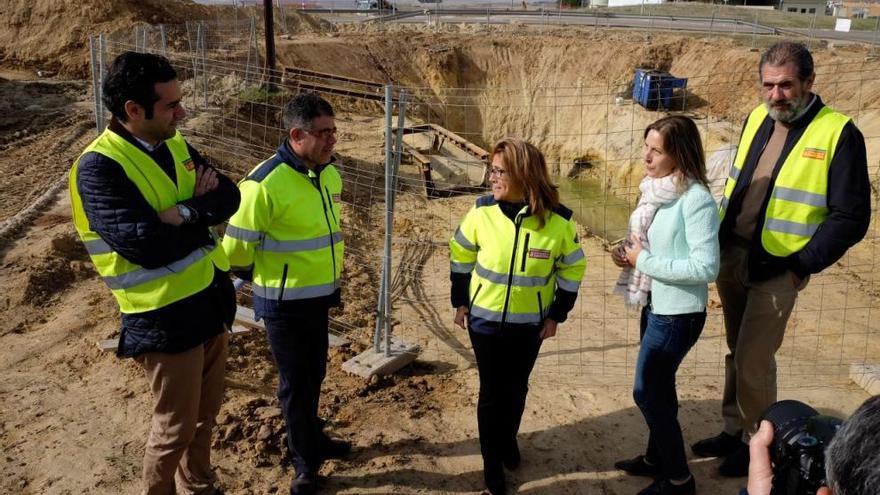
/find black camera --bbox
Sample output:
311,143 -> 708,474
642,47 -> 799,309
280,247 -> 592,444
760,400 -> 844,495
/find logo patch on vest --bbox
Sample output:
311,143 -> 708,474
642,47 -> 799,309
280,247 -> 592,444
528,248 -> 551,260
332,193 -> 341,202
802,148 -> 827,160
183,158 -> 195,171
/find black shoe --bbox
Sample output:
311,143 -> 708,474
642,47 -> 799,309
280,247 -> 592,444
502,439 -> 520,470
614,454 -> 661,478
719,442 -> 750,478
320,437 -> 352,460
691,430 -> 742,458
290,473 -> 317,495
484,463 -> 506,495
636,477 -> 696,495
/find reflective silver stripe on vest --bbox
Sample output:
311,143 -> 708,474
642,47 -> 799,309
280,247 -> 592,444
230,264 -> 254,272
470,305 -> 541,324
103,247 -> 209,290
450,261 -> 475,273
720,196 -> 729,211
729,166 -> 741,181
454,228 -> 477,252
253,281 -> 339,300
260,232 -> 343,253
556,275 -> 581,292
225,225 -> 263,243
764,218 -> 820,237
560,248 -> 585,265
771,187 -> 827,208
475,263 -> 550,287
83,238 -> 113,255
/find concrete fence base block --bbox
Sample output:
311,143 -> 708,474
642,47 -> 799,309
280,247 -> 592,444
98,305 -> 347,352
849,364 -> 880,396
342,337 -> 420,378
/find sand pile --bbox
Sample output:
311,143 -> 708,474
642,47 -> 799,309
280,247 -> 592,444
281,11 -> 337,36
0,0 -> 212,77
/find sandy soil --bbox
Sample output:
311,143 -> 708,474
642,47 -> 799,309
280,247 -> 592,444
1,3 -> 878,495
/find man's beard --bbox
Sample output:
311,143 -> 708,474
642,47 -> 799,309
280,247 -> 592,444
766,94 -> 809,124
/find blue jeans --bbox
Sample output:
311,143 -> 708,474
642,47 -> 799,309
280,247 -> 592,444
634,305 -> 706,480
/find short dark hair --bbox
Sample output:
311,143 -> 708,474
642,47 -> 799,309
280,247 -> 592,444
102,52 -> 177,122
282,93 -> 334,131
759,41 -> 814,82
825,395 -> 880,495
644,116 -> 709,192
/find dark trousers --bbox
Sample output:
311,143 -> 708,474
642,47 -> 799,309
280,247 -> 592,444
469,328 -> 543,469
265,308 -> 330,475
633,306 -> 705,481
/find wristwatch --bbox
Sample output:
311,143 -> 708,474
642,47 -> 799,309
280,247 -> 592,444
176,204 -> 196,224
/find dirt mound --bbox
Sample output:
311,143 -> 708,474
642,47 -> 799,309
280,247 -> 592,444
282,11 -> 337,36
218,331 -> 456,474
22,232 -> 94,307
0,0 -> 213,77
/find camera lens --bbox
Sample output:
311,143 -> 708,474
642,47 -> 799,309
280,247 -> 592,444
796,435 -> 819,448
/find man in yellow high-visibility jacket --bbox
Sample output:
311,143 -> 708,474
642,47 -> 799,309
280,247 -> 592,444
222,93 -> 347,495
693,42 -> 870,478
70,52 -> 240,495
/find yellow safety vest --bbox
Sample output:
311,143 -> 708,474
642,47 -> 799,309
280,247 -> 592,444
449,197 -> 586,325
69,129 -> 229,314
720,104 -> 849,257
221,153 -> 344,302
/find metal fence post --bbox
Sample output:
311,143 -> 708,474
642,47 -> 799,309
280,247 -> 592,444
97,34 -> 106,132
751,10 -> 758,50
870,16 -> 879,59
392,91 -> 407,212
159,24 -> 167,57
808,10 -> 817,50
187,21 -> 200,106
200,22 -> 208,110
375,85 -> 394,354
89,36 -> 101,134
384,90 -> 407,356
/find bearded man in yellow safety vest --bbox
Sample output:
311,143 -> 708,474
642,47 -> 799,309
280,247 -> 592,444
692,41 -> 870,479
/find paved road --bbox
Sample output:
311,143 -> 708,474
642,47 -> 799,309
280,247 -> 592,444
311,9 -> 880,46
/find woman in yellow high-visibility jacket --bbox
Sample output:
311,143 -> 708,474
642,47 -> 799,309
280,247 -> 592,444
449,137 -> 586,495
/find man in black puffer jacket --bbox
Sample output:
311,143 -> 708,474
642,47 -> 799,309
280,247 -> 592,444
69,52 -> 239,495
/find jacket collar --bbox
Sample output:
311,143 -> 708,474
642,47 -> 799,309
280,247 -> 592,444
276,139 -> 335,175
109,118 -> 166,155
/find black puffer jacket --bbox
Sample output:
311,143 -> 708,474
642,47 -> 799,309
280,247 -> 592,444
76,120 -> 241,357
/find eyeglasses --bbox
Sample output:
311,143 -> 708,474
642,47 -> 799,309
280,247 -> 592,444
489,167 -> 507,177
307,127 -> 338,139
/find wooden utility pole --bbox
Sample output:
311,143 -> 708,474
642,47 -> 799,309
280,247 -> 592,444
263,0 -> 279,92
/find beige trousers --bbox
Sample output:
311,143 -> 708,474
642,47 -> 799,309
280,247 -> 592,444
136,332 -> 229,495
716,241 -> 807,441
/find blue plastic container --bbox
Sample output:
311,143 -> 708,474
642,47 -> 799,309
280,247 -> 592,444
632,69 -> 688,110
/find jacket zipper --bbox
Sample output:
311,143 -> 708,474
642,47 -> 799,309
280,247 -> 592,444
537,292 -> 544,321
520,233 -> 531,272
312,175 -> 338,286
469,283 -> 483,312
500,215 -> 523,327
324,185 -> 338,226
278,263 -> 289,302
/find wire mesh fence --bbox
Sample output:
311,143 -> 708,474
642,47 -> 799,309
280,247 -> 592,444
86,18 -> 880,386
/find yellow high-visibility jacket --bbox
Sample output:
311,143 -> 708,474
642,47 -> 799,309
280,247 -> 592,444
450,196 -> 585,329
69,129 -> 229,314
222,142 -> 343,316
720,104 -> 849,257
